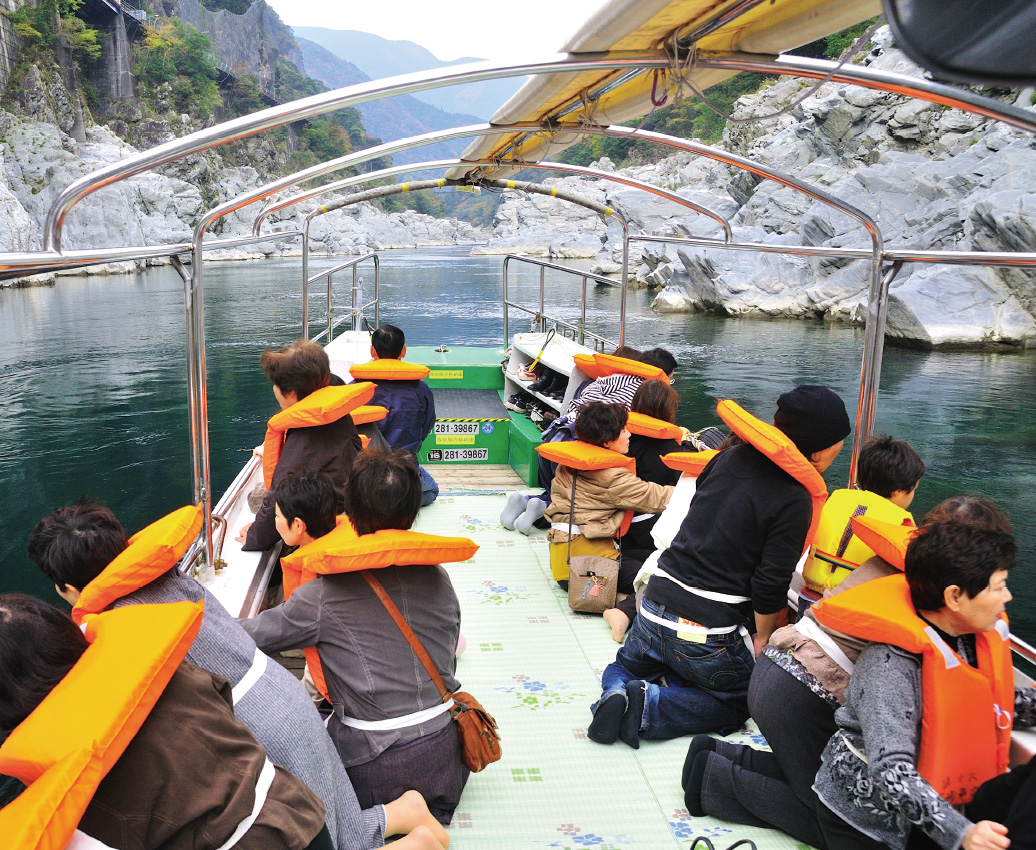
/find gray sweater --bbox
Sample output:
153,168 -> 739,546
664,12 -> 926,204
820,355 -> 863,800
113,571 -> 385,850
814,641 -> 1036,850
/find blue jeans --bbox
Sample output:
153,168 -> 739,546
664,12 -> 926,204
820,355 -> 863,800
418,465 -> 439,506
593,598 -> 753,739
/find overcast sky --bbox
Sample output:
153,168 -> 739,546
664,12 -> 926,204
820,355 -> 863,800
263,0 -> 611,63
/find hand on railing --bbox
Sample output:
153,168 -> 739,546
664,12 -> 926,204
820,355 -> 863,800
235,522 -> 252,544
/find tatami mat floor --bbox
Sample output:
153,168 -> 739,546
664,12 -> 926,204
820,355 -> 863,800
412,492 -> 807,850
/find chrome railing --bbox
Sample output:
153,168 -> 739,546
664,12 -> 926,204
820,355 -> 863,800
502,255 -> 622,351
305,253 -> 380,343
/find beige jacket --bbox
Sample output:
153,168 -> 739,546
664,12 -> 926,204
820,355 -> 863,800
545,465 -> 673,543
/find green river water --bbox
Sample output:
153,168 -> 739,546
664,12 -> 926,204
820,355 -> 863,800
2,247 -> 1034,644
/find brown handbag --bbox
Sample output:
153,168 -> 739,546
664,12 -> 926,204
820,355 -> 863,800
360,570 -> 501,772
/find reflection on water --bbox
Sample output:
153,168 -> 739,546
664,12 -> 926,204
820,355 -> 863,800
1,248 -> 1034,642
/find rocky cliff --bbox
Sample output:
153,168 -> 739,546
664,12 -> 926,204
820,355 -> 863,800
478,28 -> 1036,349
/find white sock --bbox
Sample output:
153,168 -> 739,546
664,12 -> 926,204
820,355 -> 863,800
515,497 -> 547,535
500,492 -> 528,529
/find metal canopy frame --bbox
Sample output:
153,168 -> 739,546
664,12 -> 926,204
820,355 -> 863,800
5,51 -> 1036,572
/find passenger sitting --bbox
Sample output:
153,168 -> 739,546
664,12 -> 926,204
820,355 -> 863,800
799,433 -> 924,600
543,401 -> 673,622
502,347 -> 678,535
240,457 -> 469,826
0,594 -> 334,850
358,323 -> 438,506
237,340 -> 363,551
27,500 -> 444,850
588,385 -> 850,749
807,518 -> 1035,850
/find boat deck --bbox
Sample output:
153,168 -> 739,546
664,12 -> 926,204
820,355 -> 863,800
412,490 -> 801,850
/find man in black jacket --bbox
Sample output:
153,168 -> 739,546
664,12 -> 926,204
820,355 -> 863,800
588,385 -> 850,748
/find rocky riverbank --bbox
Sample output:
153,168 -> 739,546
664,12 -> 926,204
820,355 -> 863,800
477,28 -> 1036,349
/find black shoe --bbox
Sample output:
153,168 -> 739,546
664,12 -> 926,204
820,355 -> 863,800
528,368 -> 555,393
505,392 -> 532,412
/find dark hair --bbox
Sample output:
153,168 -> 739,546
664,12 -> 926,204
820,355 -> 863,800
260,340 -> 330,400
344,449 -> 422,535
27,501 -> 128,592
630,379 -> 679,424
371,324 -> 406,360
0,595 -> 88,732
920,496 -> 1013,534
856,434 -> 925,498
610,345 -> 642,361
274,473 -> 338,540
718,432 -> 744,451
905,521 -> 1016,611
638,347 -> 678,375
575,402 -> 628,447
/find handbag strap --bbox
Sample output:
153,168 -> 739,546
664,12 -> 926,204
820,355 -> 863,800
566,469 -> 579,566
359,570 -> 453,707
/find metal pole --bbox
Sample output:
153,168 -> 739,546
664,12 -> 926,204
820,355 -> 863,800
302,218 -> 311,339
539,265 -> 545,333
352,265 -> 359,332
502,255 -> 510,347
327,272 -> 334,343
373,255 -> 380,329
849,261 -> 905,486
619,220 -> 629,348
580,277 -> 587,346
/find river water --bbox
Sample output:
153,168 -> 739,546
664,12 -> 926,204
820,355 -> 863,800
2,247 -> 1035,644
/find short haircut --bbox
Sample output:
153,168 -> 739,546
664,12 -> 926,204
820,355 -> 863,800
0,594 -> 88,732
630,379 -> 679,424
856,434 -> 925,498
27,501 -> 128,591
905,520 -> 1016,611
274,473 -> 338,540
343,449 -> 422,535
371,324 -> 406,360
920,496 -> 1013,534
260,340 -> 330,400
610,345 -> 642,361
639,347 -> 678,375
575,402 -> 628,447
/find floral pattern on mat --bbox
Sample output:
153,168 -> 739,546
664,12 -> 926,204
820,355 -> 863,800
669,810 -> 736,843
545,823 -> 630,848
469,580 -> 530,605
496,674 -> 584,710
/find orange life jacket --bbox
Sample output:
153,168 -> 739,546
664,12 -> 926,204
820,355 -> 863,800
661,450 -> 718,476
279,527 -> 479,700
350,405 -> 388,425
72,505 -> 203,626
717,399 -> 829,555
812,574 -> 1014,804
349,359 -> 431,381
850,514 -> 918,571
0,602 -> 203,850
572,352 -> 666,382
626,411 -> 684,441
262,383 -> 375,488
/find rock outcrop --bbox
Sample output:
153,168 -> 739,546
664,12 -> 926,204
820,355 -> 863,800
478,28 -> 1036,349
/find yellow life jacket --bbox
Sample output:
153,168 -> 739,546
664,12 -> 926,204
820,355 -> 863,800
717,399 -> 829,555
802,489 -> 914,593
626,411 -> 684,441
0,602 -> 203,850
72,505 -> 203,625
280,528 -> 479,701
349,359 -> 431,381
812,574 -> 1014,804
262,383 -> 375,488
572,353 -> 666,382
661,450 -> 719,476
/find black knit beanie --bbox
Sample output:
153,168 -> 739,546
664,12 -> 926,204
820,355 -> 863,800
773,385 -> 851,456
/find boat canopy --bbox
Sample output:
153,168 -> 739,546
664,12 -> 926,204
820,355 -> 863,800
449,0 -> 880,179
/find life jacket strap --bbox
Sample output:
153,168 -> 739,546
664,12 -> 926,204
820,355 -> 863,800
340,699 -> 454,731
641,563 -> 751,605
794,615 -> 856,675
231,647 -> 268,706
214,757 -> 276,850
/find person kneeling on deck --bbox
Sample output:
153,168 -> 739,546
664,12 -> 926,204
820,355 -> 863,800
351,324 -> 438,506
588,385 -> 849,748
0,595 -> 333,850
27,500 -> 445,850
241,457 -> 475,827
237,340 -> 367,552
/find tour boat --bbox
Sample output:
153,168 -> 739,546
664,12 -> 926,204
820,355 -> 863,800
4,1 -> 1035,847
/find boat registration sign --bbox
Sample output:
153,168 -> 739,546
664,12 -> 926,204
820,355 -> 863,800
435,422 -> 481,435
427,448 -> 489,462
